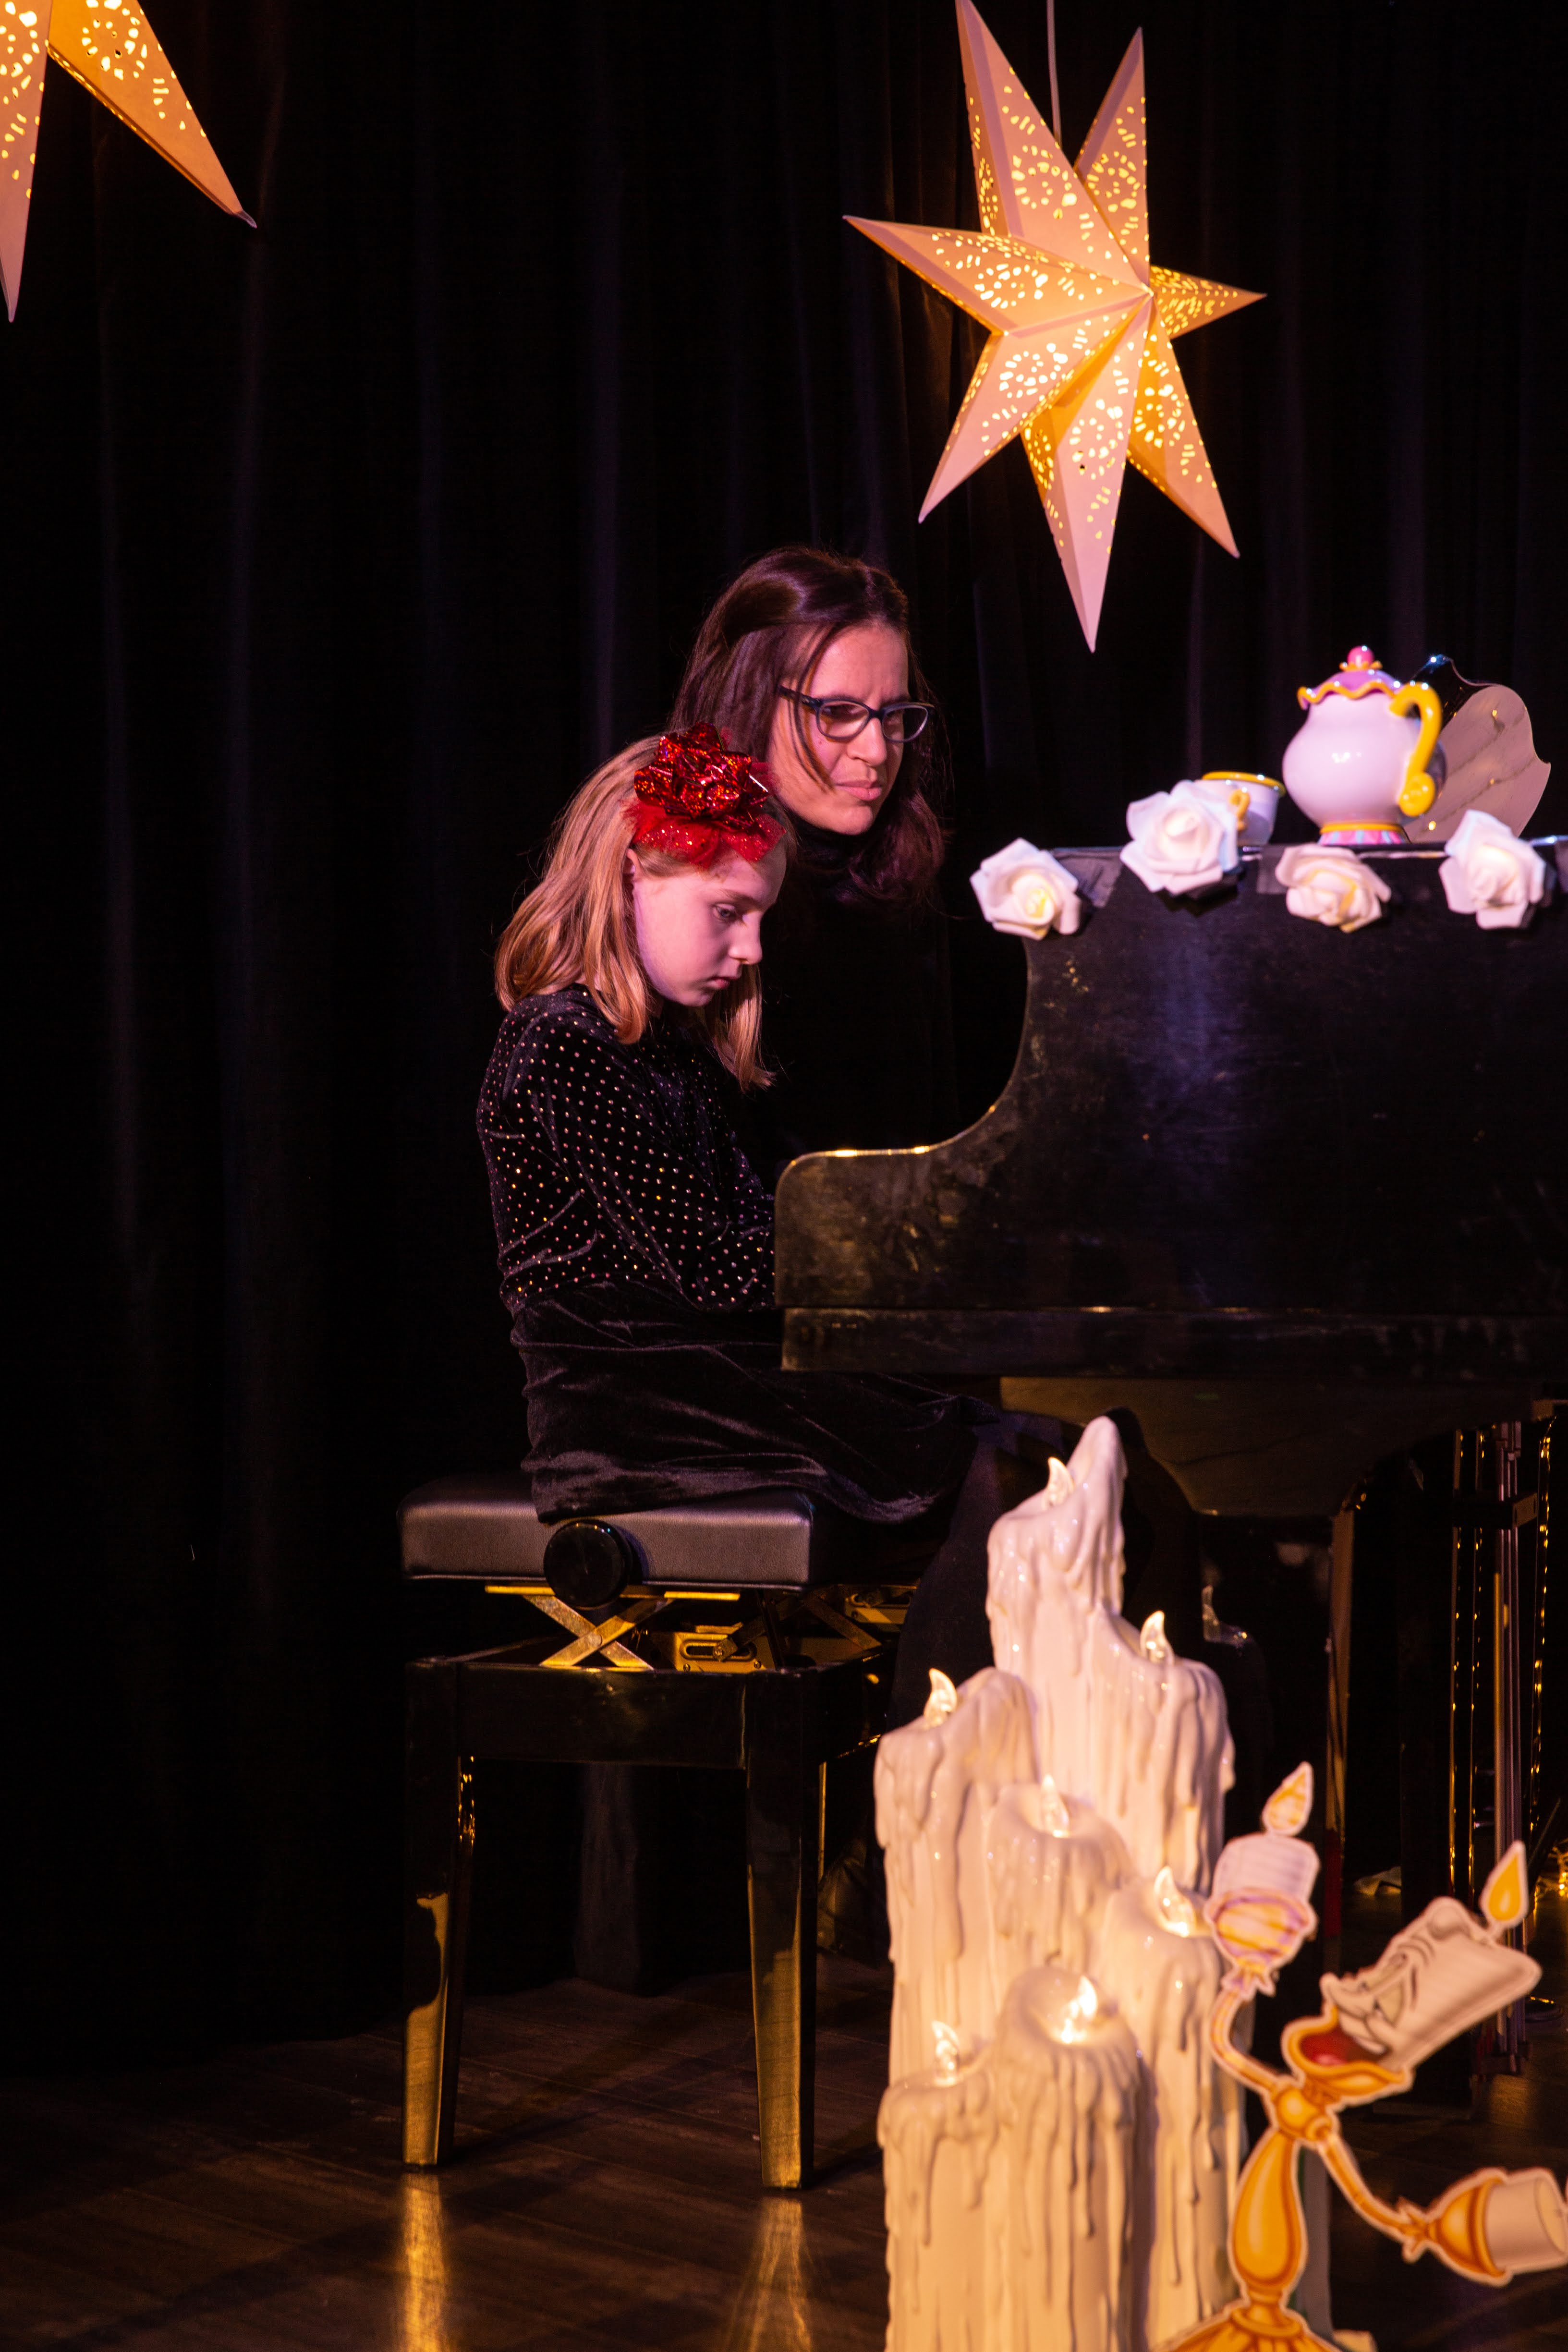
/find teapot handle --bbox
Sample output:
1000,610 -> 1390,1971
1389,680 -> 1442,818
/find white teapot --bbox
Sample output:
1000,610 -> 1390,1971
1281,646 -> 1442,845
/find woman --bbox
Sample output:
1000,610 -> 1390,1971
669,546 -> 957,1178
666,553 -> 1208,1947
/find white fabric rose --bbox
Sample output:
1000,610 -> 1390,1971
1120,782 -> 1240,896
970,838 -> 1083,937
1275,843 -> 1390,933
1440,810 -> 1549,930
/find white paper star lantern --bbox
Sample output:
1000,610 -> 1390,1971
849,1 -> 1261,648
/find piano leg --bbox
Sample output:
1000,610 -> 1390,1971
1324,1510 -> 1352,1964
1398,1438 -> 1474,2102
1394,1439 -> 1459,1925
743,1673 -> 817,2189
402,1661 -> 475,2167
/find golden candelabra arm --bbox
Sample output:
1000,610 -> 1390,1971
1313,2124 -> 1408,2242
1207,1979 -> 1282,2098
1174,1978 -> 1330,2350
1314,2133 -> 1509,2282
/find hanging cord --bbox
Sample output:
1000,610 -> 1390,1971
1046,0 -> 1063,144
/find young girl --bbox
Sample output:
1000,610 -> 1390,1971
479,722 -> 991,1554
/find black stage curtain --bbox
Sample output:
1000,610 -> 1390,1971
4,0 -> 1564,2060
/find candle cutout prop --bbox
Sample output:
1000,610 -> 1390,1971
1097,1868 -> 1242,2347
988,1775 -> 1128,1987
847,0 -> 1261,648
1,0 -> 251,321
1167,1792 -> 1568,2352
990,1968 -> 1143,2352
876,1417 -> 1246,2344
880,1966 -> 1143,2352
876,1665 -> 1038,2085
987,1416 -> 1234,1888
881,2031 -> 997,2352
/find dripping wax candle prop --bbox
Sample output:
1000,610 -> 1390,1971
875,1680 -> 1130,2086
880,1966 -> 1143,2352
880,2032 -> 996,2352
875,1666 -> 1038,2085
1095,1869 -> 1241,2345
984,1419 -> 1240,2341
987,1775 -> 1128,1988
987,1417 -> 1234,1889
991,1968 -> 1142,2352
875,1418 -> 1245,2347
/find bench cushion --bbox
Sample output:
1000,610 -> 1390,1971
399,1474 -> 872,1589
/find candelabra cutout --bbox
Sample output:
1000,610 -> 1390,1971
1164,1789 -> 1567,2352
848,0 -> 1261,647
1,0 -> 251,321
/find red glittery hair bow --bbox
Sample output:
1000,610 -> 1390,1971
629,725 -> 784,867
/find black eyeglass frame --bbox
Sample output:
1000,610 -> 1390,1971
778,687 -> 933,745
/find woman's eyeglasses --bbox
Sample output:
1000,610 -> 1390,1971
779,688 -> 933,746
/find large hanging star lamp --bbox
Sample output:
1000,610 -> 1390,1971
0,0 -> 250,321
849,0 -> 1261,649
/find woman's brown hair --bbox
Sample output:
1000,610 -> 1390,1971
493,740 -> 791,1091
669,546 -> 947,909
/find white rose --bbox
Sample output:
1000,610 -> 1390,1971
970,838 -> 1083,937
1120,782 -> 1240,896
1440,810 -> 1549,931
1276,843 -> 1390,933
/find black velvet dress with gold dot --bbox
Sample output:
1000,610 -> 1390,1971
477,986 -> 982,1521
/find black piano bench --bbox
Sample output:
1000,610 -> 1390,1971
400,1473 -> 914,2190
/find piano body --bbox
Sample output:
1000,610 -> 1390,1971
777,845 -> 1567,1975
777,846 -> 1567,1517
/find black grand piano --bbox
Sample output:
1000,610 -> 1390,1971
778,843 -> 1566,1509
398,840 -> 1566,2184
777,841 -> 1567,2004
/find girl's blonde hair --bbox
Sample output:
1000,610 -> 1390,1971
494,739 -> 790,1091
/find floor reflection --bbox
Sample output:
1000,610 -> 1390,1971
720,2194 -> 815,2352
400,2171 -> 452,2352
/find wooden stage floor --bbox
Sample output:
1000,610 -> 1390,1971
2,1894 -> 1565,2350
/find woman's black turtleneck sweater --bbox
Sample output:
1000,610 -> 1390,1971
736,815 -> 959,1186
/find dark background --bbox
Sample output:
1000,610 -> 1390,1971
4,0 -> 1563,2060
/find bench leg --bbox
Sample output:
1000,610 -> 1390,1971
744,1674 -> 817,2189
403,1661 -> 474,2167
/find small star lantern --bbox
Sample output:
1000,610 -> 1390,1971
849,0 -> 1261,648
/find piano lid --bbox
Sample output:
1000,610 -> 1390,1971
778,846 -> 1568,1400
